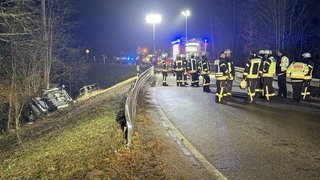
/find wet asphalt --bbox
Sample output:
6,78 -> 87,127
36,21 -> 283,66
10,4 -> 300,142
150,73 -> 320,180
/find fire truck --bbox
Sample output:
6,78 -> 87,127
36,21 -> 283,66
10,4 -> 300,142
171,38 -> 208,61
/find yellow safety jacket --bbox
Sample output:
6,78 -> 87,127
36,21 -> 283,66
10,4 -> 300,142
262,57 -> 276,77
174,59 -> 184,72
199,60 -> 210,75
286,62 -> 308,81
304,63 -> 313,80
161,62 -> 168,72
243,57 -> 262,79
214,58 -> 228,80
278,56 -> 289,74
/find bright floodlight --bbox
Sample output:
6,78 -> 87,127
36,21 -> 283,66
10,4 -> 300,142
181,10 -> 191,16
146,14 -> 162,24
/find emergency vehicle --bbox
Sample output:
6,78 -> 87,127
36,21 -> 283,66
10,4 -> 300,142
171,38 -> 208,60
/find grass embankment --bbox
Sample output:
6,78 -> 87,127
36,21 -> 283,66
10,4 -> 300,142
0,78 -> 134,179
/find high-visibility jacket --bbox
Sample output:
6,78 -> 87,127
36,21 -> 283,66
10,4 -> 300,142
161,61 -> 168,72
198,59 -> 210,75
243,56 -> 262,79
286,62 -> 309,81
173,59 -> 184,72
262,56 -> 276,77
226,58 -> 235,80
304,59 -> 314,80
214,57 -> 228,80
187,58 -> 198,73
278,55 -> 289,75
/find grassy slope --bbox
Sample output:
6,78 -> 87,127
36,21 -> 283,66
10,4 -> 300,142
0,78 -> 134,179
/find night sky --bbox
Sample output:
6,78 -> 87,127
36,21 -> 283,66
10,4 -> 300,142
83,0 -> 213,57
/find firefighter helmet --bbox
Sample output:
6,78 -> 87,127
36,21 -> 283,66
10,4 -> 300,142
258,50 -> 266,55
302,52 -> 311,58
240,79 -> 247,89
224,49 -> 232,54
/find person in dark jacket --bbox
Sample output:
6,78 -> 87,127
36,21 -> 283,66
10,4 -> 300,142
198,55 -> 211,92
225,49 -> 235,99
214,51 -> 228,103
276,49 -> 290,98
243,51 -> 263,103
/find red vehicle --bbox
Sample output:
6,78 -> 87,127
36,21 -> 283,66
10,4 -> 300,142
171,38 -> 208,60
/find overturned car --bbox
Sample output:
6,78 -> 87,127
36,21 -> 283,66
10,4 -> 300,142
28,86 -> 74,121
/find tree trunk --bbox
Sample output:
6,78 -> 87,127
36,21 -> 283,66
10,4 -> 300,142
41,0 -> 49,89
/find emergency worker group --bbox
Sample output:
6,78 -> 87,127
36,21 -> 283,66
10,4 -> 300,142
160,49 -> 314,104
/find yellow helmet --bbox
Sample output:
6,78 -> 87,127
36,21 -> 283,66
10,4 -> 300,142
240,79 -> 247,89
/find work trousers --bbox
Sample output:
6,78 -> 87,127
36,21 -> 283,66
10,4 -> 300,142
226,79 -> 233,96
246,78 -> 258,103
175,71 -> 183,86
162,72 -> 168,85
277,74 -> 287,98
262,77 -> 275,100
301,79 -> 311,100
190,73 -> 199,86
202,74 -> 210,92
216,80 -> 227,102
292,81 -> 303,102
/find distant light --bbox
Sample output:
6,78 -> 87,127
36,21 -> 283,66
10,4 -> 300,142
146,14 -> 162,24
85,49 -> 90,54
131,57 -> 134,61
177,39 -> 181,43
181,10 -> 191,17
204,38 -> 208,43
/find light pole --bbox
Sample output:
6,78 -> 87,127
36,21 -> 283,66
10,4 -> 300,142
146,14 -> 162,57
181,10 -> 191,40
85,49 -> 90,62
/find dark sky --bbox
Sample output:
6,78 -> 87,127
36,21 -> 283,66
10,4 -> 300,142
83,0 -> 213,57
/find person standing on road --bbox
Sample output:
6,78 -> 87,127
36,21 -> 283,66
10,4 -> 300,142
257,50 -> 266,97
243,51 -> 263,103
301,52 -> 314,100
187,53 -> 200,87
276,49 -> 290,98
173,55 -> 184,86
161,55 -> 169,86
214,51 -> 228,103
225,49 -> 235,99
262,50 -> 276,100
182,54 -> 189,86
198,54 -> 211,92
287,59 -> 309,102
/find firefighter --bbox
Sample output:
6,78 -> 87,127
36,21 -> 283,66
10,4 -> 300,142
198,54 -> 211,92
182,54 -> 189,86
262,50 -> 276,100
173,55 -> 184,86
287,59 -> 309,102
225,49 -> 235,98
187,53 -> 199,87
242,51 -> 263,103
256,50 -> 266,96
214,51 -> 228,103
301,52 -> 314,100
160,55 -> 169,86
276,49 -> 290,98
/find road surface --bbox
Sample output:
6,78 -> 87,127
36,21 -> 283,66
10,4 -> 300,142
151,73 -> 320,180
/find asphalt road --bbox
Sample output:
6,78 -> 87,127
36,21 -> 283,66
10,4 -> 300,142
151,73 -> 320,180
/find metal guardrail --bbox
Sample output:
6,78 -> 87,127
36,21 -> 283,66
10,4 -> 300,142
125,66 -> 154,147
234,66 -> 320,88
